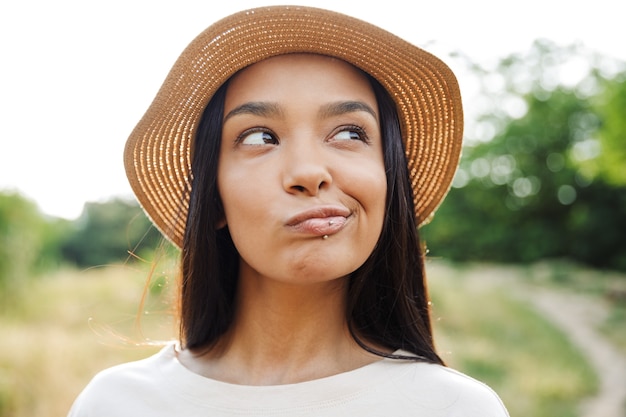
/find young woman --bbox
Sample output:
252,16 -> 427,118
69,6 -> 509,416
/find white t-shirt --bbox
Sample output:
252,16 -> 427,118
68,343 -> 509,416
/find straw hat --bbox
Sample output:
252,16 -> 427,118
124,5 -> 463,248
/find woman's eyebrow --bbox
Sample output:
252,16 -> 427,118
223,102 -> 283,122
318,101 -> 377,120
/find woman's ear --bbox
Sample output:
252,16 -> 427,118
215,196 -> 227,229
216,216 -> 227,229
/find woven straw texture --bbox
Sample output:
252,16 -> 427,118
124,5 -> 463,248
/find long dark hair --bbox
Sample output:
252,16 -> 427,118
179,72 -> 443,365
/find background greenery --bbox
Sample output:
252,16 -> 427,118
421,40 -> 626,271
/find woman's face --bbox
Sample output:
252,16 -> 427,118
218,54 -> 386,285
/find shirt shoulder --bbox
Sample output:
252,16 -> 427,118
386,360 -> 510,416
67,344 -> 175,417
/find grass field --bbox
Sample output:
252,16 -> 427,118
428,261 -> 600,417
1,259 -> 618,417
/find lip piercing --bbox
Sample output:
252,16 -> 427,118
329,220 -> 334,226
323,235 -> 329,239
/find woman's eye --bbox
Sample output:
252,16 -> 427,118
239,129 -> 278,145
333,126 -> 368,142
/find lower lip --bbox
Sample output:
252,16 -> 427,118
289,216 -> 347,236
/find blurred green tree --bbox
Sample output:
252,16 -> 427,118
422,40 -> 626,271
0,191 -> 60,299
60,198 -> 165,268
588,71 -> 626,186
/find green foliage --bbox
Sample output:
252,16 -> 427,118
591,72 -> 626,185
423,41 -> 626,271
59,198 -> 166,268
0,190 -> 172,288
0,191 -> 47,296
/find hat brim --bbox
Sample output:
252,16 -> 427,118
124,5 -> 463,248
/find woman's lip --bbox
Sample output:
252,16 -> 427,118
286,206 -> 351,236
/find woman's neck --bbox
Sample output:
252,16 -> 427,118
178,270 -> 381,385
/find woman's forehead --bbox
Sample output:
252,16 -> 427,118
224,54 -> 377,112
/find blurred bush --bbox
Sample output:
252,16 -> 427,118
0,194 -> 168,299
423,40 -> 626,271
59,198 -> 166,268
0,192 -> 61,293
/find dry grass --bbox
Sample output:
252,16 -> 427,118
0,260 -> 609,417
0,264 -> 176,417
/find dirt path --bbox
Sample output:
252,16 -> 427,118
435,262 -> 626,417
528,289 -> 626,417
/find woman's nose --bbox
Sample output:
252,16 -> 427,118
281,142 -> 332,196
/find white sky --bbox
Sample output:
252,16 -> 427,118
1,0 -> 623,219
